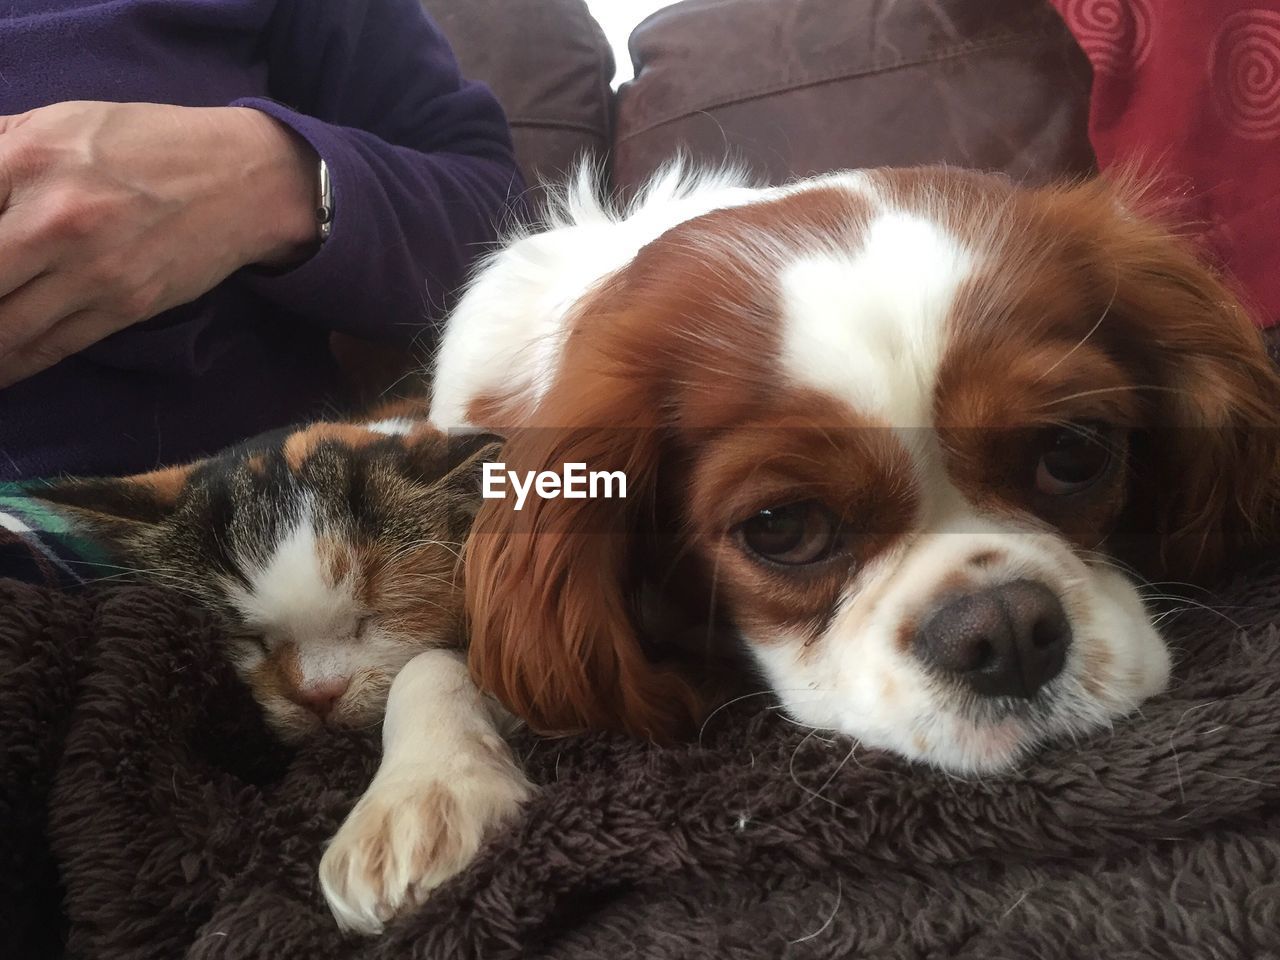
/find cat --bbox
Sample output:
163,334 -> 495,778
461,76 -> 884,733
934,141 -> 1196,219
31,409 -> 534,932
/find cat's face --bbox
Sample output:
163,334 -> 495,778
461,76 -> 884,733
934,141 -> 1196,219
40,418 -> 499,742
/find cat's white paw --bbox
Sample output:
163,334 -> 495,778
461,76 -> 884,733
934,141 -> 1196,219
319,755 -> 532,934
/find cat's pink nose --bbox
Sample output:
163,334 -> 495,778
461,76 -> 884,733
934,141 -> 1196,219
294,677 -> 350,718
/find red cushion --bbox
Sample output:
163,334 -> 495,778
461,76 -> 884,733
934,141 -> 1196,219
1051,0 -> 1280,327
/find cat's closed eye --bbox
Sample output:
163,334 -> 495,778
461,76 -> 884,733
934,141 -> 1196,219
227,625 -> 270,656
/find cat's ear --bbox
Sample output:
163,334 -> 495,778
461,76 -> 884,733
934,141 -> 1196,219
398,429 -> 502,533
441,433 -> 503,536
31,463 -> 197,551
398,429 -> 500,486
446,432 -> 504,483
444,432 -> 503,497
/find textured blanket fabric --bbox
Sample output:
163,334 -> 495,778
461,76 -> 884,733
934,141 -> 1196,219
2,572 -> 1280,959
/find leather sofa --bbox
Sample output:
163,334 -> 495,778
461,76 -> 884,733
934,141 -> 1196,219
423,0 -> 1095,205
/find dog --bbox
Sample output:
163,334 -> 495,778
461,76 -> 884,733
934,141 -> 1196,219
442,163 -> 1280,764
324,163 -> 1280,931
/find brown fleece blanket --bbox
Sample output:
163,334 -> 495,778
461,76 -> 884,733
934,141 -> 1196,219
3,571 -> 1280,960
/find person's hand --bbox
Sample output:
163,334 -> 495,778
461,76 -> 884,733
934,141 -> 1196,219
0,101 -> 319,388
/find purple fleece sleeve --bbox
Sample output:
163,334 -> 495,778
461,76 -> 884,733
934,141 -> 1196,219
232,0 -> 523,343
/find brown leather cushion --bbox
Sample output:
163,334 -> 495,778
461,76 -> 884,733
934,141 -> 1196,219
421,0 -> 615,208
614,0 -> 1095,194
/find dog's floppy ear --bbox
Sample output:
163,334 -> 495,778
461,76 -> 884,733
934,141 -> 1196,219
1055,179 -> 1280,579
464,382 -> 704,742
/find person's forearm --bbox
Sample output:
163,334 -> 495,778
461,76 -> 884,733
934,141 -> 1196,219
0,100 -> 326,388
224,107 -> 318,269
235,99 -> 524,344
232,0 -> 526,345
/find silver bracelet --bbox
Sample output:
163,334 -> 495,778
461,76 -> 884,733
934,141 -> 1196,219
317,158 -> 333,243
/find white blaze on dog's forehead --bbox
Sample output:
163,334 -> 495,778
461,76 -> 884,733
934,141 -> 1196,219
778,212 -> 974,429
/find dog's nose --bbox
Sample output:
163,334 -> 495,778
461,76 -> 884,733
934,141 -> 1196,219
913,580 -> 1071,699
293,677 -> 350,718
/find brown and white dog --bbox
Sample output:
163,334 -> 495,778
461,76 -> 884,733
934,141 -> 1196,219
322,164 -> 1280,931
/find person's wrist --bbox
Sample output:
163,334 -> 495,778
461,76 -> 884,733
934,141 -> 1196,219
224,106 -> 320,269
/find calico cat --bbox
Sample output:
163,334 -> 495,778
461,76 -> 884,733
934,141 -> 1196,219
32,411 -> 534,931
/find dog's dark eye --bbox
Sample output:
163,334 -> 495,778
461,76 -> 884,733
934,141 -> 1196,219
738,501 -> 841,566
1035,423 -> 1113,496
